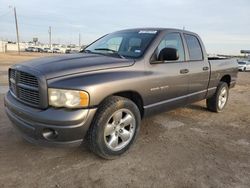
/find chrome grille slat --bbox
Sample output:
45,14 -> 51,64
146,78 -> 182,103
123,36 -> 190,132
9,69 -> 40,107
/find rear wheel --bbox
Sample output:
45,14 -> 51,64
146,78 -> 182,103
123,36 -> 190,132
86,96 -> 141,159
206,82 -> 229,112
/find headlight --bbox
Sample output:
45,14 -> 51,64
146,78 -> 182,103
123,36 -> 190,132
48,88 -> 89,108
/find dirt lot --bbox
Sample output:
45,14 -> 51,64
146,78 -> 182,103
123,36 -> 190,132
0,53 -> 250,188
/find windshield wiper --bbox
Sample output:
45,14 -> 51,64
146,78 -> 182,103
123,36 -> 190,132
94,48 -> 125,59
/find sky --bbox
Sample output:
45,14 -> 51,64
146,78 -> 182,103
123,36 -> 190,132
0,0 -> 249,55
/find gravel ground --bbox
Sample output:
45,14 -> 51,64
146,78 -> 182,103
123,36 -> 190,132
0,53 -> 250,188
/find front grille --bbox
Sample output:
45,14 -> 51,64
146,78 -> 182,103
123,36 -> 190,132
9,69 -> 40,107
19,87 -> 40,105
19,72 -> 38,88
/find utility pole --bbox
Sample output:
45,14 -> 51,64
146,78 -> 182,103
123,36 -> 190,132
48,26 -> 51,49
79,33 -> 81,47
13,7 -> 20,55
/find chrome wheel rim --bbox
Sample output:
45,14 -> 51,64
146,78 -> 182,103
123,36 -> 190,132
218,87 -> 227,109
104,109 -> 136,151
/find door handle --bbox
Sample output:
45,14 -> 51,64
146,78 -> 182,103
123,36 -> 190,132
180,69 -> 189,74
203,66 -> 209,71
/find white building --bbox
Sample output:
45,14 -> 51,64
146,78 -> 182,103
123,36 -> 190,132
0,40 -> 82,53
0,40 -> 28,52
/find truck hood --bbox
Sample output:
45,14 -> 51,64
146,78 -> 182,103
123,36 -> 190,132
20,53 -> 135,79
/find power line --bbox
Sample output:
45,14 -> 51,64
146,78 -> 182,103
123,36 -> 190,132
13,7 -> 20,55
48,26 -> 51,48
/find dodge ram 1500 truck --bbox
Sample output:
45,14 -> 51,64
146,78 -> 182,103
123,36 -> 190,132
5,28 -> 238,159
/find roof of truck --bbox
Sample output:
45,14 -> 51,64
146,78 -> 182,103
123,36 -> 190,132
113,28 -> 197,35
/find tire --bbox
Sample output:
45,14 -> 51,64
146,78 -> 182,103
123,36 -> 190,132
206,82 -> 229,113
86,96 -> 141,159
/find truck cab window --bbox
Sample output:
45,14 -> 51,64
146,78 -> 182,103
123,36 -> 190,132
98,37 -> 122,51
184,34 -> 203,61
156,33 -> 185,62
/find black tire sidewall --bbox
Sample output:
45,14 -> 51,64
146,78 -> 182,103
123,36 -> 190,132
90,96 -> 141,158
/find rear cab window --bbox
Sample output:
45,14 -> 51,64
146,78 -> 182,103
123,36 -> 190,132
184,34 -> 203,61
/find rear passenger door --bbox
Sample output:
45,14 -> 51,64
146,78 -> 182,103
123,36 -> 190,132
183,34 -> 210,103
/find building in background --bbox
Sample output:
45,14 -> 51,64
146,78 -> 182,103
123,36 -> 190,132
241,50 -> 250,60
0,40 -> 28,52
0,40 -> 82,54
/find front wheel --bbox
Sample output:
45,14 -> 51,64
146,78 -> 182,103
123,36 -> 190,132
206,82 -> 229,113
86,96 -> 141,159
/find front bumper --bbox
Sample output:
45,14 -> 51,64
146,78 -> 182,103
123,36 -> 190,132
4,91 -> 97,146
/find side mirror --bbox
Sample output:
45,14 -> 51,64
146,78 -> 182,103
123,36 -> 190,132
157,47 -> 179,61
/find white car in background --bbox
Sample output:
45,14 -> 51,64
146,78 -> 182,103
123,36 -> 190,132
43,48 -> 53,53
25,47 -> 38,52
238,61 -> 250,72
52,48 -> 61,53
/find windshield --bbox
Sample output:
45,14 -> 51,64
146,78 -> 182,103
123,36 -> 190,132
83,30 -> 158,58
238,62 -> 246,65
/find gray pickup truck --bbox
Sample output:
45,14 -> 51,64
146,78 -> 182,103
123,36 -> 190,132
5,28 -> 238,158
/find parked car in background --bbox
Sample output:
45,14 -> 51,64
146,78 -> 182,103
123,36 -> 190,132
238,61 -> 250,71
37,48 -> 44,53
25,47 -> 38,52
53,48 -> 61,53
43,48 -> 52,53
70,49 -> 80,53
65,49 -> 71,54
65,49 -> 79,54
25,47 -> 32,52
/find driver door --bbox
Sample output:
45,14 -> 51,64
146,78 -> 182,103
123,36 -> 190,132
145,32 -> 189,113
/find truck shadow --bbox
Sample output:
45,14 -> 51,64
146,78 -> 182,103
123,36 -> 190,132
185,103 -> 208,112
